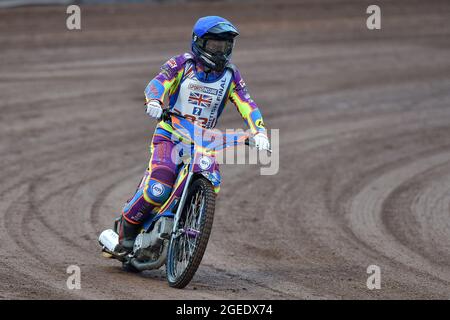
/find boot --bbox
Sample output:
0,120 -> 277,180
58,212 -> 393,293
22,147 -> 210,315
117,217 -> 140,253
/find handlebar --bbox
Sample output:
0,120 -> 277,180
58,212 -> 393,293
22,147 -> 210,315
159,109 -> 272,153
245,136 -> 272,154
160,109 -> 185,122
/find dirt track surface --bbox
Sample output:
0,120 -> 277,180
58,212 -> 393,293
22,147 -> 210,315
1,0 -> 450,299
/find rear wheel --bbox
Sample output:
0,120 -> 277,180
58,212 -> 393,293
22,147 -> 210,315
166,177 -> 215,288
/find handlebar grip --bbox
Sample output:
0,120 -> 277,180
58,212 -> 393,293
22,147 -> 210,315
246,137 -> 272,153
160,109 -> 187,122
160,109 -> 171,122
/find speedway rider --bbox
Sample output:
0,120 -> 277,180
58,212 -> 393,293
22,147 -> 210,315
117,16 -> 271,253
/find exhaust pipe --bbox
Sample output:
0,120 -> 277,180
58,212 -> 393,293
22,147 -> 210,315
130,244 -> 168,271
99,226 -> 168,270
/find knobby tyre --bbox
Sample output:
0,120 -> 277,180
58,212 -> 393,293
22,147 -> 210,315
166,177 -> 215,288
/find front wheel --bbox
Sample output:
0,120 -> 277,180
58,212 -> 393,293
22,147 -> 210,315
166,177 -> 215,288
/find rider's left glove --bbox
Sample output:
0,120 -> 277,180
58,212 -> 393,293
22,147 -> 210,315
253,132 -> 271,151
146,100 -> 163,119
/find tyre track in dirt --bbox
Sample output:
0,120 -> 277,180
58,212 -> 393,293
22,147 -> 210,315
1,0 -> 450,299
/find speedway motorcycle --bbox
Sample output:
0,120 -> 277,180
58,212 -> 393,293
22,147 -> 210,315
99,110 -> 269,288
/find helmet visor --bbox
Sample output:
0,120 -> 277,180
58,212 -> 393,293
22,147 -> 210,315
204,39 -> 234,56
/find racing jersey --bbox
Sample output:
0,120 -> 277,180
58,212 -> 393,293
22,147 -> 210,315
144,52 -> 266,135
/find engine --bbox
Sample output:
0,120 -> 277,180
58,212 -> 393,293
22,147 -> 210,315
132,217 -> 173,261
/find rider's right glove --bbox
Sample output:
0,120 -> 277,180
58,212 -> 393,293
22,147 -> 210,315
145,100 -> 163,119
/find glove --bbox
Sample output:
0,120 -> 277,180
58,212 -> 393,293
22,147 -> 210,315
253,132 -> 271,151
145,100 -> 163,119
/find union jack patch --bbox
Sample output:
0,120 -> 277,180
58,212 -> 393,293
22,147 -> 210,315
188,92 -> 212,108
167,58 -> 177,68
183,64 -> 195,80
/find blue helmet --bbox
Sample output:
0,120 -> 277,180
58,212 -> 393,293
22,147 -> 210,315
192,16 -> 239,72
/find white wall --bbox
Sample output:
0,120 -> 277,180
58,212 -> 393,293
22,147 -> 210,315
0,0 -> 74,8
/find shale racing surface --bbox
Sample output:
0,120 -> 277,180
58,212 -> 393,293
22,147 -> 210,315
1,0 -> 450,299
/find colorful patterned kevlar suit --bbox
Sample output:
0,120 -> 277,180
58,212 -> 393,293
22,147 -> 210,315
122,52 -> 267,225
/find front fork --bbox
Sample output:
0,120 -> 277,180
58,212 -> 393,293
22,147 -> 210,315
172,171 -> 194,238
